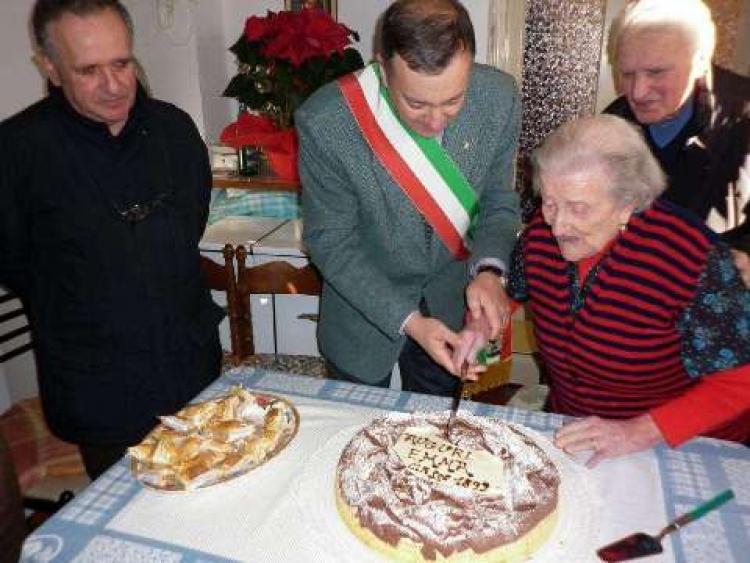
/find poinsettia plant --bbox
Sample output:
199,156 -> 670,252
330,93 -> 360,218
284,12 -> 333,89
223,8 -> 364,130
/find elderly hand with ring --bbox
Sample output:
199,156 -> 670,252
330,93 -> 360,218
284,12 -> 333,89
554,415 -> 663,468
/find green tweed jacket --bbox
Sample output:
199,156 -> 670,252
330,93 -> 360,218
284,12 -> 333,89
297,63 -> 521,383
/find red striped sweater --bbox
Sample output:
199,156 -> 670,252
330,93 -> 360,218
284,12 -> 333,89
519,201 -> 749,444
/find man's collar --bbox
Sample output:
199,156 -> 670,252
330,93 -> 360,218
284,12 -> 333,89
48,81 -> 149,140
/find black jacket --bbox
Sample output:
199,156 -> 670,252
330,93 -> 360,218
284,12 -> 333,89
0,85 -> 223,445
605,65 -> 750,251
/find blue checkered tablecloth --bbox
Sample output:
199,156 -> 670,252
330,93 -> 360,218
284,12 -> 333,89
20,368 -> 750,562
208,189 -> 301,225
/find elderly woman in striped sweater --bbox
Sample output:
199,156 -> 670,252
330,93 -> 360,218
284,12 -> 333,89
485,114 -> 748,467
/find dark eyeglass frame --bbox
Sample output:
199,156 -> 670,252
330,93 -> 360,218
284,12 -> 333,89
118,189 -> 174,224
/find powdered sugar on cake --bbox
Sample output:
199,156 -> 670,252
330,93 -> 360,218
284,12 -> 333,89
336,411 -> 560,560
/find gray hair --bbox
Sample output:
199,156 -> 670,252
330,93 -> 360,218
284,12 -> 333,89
32,0 -> 133,59
607,0 -> 715,77
531,114 -> 666,212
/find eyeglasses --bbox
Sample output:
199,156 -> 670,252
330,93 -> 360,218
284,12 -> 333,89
118,189 -> 174,224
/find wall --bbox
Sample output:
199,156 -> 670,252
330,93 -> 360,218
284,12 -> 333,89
0,0 -> 491,141
594,0 -> 624,112
187,0 -> 490,141
0,0 -> 45,121
0,0 -> 746,134
125,0 -> 206,136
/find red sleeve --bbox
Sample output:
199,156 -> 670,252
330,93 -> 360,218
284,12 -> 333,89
650,364 -> 750,446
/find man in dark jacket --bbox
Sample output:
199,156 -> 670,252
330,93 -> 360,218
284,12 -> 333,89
604,0 -> 750,283
0,0 -> 222,479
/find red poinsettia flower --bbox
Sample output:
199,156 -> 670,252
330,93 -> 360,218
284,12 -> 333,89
225,8 -> 363,130
306,12 -> 352,55
244,14 -> 273,42
260,9 -> 353,67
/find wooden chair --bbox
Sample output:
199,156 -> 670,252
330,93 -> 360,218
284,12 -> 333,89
199,244 -> 241,365
200,244 -> 238,297
1,430 -> 27,559
0,290 -> 88,527
230,245 -> 327,376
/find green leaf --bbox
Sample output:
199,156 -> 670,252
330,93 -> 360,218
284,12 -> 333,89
342,48 -> 365,71
229,36 -> 267,66
222,74 -> 248,98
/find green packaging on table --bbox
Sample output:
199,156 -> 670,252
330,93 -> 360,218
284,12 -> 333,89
477,340 -> 501,366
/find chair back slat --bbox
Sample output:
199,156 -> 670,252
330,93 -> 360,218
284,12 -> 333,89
199,245 -> 247,365
200,244 -> 238,293
0,291 -> 32,364
237,261 -> 322,296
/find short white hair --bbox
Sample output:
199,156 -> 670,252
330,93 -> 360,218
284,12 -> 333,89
608,0 -> 715,76
531,114 -> 666,212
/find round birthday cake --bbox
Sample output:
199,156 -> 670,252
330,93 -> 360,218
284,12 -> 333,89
335,412 -> 560,562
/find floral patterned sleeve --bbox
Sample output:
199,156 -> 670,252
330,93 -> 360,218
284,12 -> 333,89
506,233 -> 529,303
678,244 -> 750,377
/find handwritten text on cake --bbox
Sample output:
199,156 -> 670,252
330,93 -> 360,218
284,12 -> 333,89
393,429 -> 504,494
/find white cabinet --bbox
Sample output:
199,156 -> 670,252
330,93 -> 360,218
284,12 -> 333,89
199,218 -> 320,357
199,217 -> 288,353
249,220 -> 321,357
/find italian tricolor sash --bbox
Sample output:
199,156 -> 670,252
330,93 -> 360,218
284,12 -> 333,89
338,64 -> 478,259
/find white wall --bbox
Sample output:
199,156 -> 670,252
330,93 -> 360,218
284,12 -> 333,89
595,0 -> 625,112
125,0 -> 206,135
0,0 -> 45,121
0,1 -> 492,140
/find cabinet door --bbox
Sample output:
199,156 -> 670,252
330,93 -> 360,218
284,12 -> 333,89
249,254 -> 320,356
272,294 -> 320,355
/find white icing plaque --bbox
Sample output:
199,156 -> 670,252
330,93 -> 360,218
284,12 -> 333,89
393,428 -> 504,494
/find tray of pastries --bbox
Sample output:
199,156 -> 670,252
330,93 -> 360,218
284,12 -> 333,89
128,386 -> 299,492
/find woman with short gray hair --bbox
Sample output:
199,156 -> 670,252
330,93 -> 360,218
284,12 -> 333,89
461,114 -> 750,466
531,113 -> 665,214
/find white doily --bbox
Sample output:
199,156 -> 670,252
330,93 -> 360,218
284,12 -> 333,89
293,420 -> 602,563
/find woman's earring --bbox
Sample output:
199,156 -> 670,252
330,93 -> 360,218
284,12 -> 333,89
619,223 -> 627,233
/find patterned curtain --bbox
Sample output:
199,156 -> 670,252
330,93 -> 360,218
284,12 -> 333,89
516,0 -> 607,219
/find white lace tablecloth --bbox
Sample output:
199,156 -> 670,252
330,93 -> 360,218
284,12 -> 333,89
21,368 -> 750,562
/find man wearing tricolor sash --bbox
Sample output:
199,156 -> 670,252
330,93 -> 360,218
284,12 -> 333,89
297,0 -> 521,395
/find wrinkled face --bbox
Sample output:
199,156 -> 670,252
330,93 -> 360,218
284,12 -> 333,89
41,8 -> 137,135
615,28 -> 699,124
539,167 -> 634,262
378,50 -> 472,138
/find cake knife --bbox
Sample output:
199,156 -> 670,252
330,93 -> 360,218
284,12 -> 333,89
446,339 -> 501,441
446,361 -> 467,442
